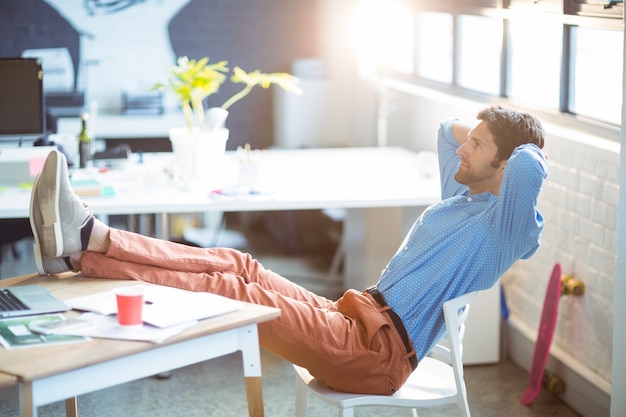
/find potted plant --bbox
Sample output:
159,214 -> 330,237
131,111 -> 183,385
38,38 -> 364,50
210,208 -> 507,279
152,56 -> 302,187
153,56 -> 302,132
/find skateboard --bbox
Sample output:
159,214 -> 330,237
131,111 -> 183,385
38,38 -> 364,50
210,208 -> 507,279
521,262 -> 563,405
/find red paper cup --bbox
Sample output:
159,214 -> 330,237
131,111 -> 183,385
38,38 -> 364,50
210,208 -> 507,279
114,286 -> 144,327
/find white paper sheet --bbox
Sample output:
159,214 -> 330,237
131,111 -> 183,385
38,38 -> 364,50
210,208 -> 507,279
58,312 -> 196,344
66,285 -> 243,328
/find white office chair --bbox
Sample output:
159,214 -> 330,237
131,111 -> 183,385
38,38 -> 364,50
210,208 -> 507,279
293,291 -> 479,417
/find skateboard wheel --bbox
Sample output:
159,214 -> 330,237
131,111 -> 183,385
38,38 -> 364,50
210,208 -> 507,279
543,373 -> 565,394
561,275 -> 585,296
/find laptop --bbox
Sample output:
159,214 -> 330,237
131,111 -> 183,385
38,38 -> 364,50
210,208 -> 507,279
0,285 -> 71,318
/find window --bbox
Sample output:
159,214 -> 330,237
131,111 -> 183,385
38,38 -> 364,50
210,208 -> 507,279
351,0 -> 415,77
355,0 -> 624,136
416,12 -> 453,83
456,14 -> 502,95
508,14 -> 562,108
569,26 -> 623,124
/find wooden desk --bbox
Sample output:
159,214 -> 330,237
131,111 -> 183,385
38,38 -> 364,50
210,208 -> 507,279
0,371 -> 16,389
0,274 -> 280,417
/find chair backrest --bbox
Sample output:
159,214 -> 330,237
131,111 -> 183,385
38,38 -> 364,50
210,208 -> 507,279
427,297 -> 470,363
442,291 -> 479,413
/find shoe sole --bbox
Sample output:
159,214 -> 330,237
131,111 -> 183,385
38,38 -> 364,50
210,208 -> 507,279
29,150 -> 64,260
32,242 -> 46,275
30,171 -> 45,274
30,173 -> 48,275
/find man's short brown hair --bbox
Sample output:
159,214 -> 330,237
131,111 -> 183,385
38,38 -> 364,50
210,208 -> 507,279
477,105 -> 545,163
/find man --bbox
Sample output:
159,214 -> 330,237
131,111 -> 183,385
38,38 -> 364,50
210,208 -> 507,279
30,104 -> 546,395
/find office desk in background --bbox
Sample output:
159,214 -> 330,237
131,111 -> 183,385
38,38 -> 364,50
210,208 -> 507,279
0,146 -> 500,366
0,147 -> 441,290
56,112 -> 186,153
0,273 -> 280,417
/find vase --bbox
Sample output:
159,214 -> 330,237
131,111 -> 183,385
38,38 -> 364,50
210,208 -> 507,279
169,126 -> 229,190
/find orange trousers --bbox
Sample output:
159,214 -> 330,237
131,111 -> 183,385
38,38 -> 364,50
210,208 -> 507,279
81,228 -> 415,394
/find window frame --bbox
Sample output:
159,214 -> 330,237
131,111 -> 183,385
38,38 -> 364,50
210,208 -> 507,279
389,0 -> 623,142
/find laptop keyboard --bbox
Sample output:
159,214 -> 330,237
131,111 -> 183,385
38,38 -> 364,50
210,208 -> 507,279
0,289 -> 29,312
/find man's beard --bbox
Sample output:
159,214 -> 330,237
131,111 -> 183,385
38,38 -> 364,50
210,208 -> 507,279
454,159 -> 500,187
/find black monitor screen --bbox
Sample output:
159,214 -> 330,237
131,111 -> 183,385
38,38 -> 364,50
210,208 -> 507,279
0,58 -> 45,142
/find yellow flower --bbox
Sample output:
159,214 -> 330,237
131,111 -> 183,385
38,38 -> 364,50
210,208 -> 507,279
153,56 -> 302,132
153,56 -> 229,131
222,66 -> 302,111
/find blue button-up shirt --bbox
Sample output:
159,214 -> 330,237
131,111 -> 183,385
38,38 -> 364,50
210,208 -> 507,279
376,118 -> 547,360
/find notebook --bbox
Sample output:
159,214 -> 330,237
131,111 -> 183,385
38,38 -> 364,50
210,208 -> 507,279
66,285 -> 243,328
0,285 -> 71,318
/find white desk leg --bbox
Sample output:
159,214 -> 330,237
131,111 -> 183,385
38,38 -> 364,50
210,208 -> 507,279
98,214 -> 109,226
238,324 -> 264,417
344,207 -> 426,290
343,207 -> 403,290
156,213 -> 169,240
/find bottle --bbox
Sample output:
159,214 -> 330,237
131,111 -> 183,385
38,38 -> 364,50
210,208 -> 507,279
78,113 -> 92,168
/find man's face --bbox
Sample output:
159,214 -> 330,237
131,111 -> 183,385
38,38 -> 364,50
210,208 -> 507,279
455,121 -> 505,195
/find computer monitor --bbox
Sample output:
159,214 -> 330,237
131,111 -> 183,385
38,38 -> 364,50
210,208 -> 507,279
0,58 -> 46,144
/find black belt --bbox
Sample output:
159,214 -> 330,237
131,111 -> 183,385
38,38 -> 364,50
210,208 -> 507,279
365,286 -> 417,371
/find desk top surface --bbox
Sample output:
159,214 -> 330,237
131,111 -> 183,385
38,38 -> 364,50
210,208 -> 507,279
0,274 -> 280,382
0,147 -> 441,219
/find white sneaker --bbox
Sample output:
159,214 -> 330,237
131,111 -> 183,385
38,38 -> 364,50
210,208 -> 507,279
29,150 -> 94,259
35,254 -> 74,276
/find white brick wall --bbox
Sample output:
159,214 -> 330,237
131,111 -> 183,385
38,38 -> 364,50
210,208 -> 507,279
502,126 -> 620,385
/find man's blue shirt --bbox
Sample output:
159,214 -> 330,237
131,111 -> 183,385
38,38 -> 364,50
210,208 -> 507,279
376,118 -> 547,361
